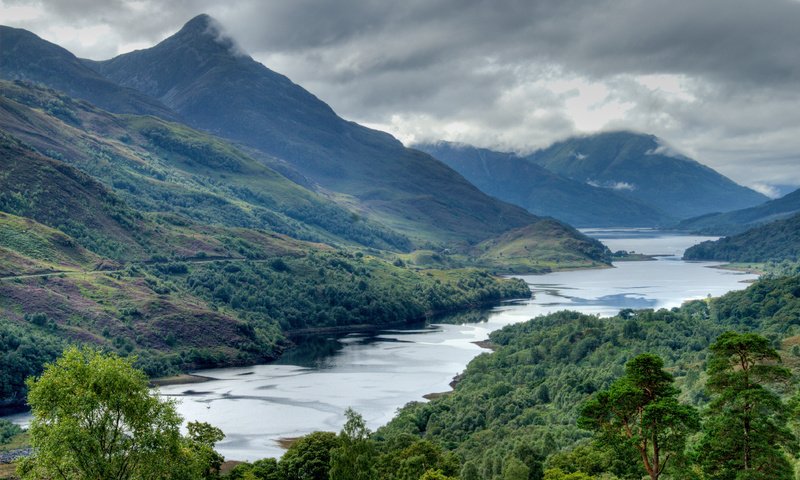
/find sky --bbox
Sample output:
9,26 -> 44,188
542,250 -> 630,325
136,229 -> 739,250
2,0 -> 799,195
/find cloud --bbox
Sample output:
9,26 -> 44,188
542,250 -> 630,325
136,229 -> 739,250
2,0 -> 799,187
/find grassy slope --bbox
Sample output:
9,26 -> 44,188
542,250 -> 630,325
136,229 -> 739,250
683,212 -> 800,262
0,80 -> 410,251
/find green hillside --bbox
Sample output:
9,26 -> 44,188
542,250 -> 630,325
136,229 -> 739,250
471,219 -> 612,272
0,80 -> 410,251
529,131 -> 767,219
677,188 -> 800,235
417,141 -> 672,227
683,213 -> 800,262
375,274 -> 800,478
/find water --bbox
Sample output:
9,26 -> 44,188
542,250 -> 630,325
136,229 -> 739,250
4,229 -> 758,460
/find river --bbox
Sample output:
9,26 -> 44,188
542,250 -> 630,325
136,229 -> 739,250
3,229 -> 759,461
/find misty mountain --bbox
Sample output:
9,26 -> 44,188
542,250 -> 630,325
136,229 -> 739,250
528,131 -> 768,219
82,14 -> 540,246
416,141 -> 672,227
676,188 -> 800,235
0,25 -> 176,119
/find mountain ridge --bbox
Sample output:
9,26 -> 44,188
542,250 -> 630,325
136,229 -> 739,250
82,14 -> 543,246
415,140 -> 674,227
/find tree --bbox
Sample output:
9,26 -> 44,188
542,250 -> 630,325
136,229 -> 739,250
329,408 -> 376,480
185,421 -> 226,479
280,431 -> 340,480
698,331 -> 797,480
18,347 -> 202,479
578,353 -> 698,480
17,347 -> 225,480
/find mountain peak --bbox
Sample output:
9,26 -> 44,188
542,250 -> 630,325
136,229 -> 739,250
168,13 -> 244,57
177,13 -> 216,36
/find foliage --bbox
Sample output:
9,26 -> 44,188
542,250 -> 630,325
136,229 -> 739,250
0,419 -> 21,445
279,431 -> 340,480
684,213 -> 800,262
697,332 -> 797,480
18,347 -> 224,479
578,354 -> 699,480
0,318 -> 63,413
330,408 -> 376,480
377,274 -> 800,479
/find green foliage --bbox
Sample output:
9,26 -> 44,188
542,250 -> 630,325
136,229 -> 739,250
378,275 -> 800,479
684,213 -> 800,262
330,408 -> 376,480
0,419 -> 21,445
180,254 -> 530,331
697,332 -> 797,480
0,318 -> 63,412
578,354 -> 699,480
279,431 -> 340,480
19,347 -> 221,480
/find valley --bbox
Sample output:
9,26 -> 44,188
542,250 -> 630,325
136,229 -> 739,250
1,8 -> 799,480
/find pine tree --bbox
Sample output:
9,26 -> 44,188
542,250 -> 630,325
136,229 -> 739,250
578,353 -> 698,480
698,332 -> 797,480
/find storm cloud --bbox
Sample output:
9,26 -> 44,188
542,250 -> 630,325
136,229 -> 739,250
2,0 -> 799,190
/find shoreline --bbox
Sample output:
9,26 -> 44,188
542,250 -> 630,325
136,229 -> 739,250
149,373 -> 216,387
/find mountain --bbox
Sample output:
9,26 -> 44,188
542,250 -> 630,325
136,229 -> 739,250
83,14 -> 540,245
676,188 -> 800,235
416,141 -> 673,227
0,80 -> 410,251
528,131 -> 768,219
0,25 -> 176,119
683,212 -> 800,262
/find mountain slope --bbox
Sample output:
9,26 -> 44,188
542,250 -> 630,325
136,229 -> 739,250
676,188 -> 800,235
529,131 -> 767,219
0,25 -> 176,119
417,141 -> 672,227
85,14 -> 540,245
683,213 -> 800,262
0,80 -> 410,251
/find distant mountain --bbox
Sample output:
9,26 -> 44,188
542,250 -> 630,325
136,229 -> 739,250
683,213 -> 800,262
83,14 -> 540,245
676,188 -> 800,235
416,141 -> 672,227
528,131 -> 768,219
0,25 -> 176,119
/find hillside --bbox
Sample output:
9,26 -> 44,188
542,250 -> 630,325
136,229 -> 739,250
683,212 -> 800,262
0,80 -> 411,251
471,219 -> 612,272
83,14 -> 541,245
0,139 -> 533,411
0,25 -> 175,119
376,274 -> 800,478
417,141 -> 672,227
529,131 -> 767,219
677,188 -> 800,235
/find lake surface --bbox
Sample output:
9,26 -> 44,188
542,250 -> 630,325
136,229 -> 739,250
5,229 -> 759,461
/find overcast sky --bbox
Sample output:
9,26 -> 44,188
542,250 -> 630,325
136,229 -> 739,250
3,0 -> 799,195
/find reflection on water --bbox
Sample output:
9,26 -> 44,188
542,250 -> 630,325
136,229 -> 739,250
2,229 -> 760,461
